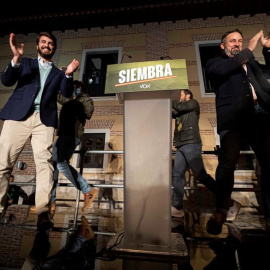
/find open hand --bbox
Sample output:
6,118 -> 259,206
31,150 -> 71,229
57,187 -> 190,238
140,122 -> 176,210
66,59 -> 80,76
248,30 -> 263,52
9,33 -> 24,64
261,31 -> 270,48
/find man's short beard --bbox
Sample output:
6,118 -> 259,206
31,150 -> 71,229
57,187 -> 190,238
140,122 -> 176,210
37,48 -> 54,60
224,48 -> 240,56
231,49 -> 240,55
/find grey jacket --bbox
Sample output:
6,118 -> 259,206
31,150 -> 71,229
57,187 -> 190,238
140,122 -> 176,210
172,99 -> 201,148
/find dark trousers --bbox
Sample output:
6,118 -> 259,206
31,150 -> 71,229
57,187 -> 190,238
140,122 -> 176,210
216,105 -> 270,219
172,143 -> 216,210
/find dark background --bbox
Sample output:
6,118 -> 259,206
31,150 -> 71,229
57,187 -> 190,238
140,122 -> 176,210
1,0 -> 270,37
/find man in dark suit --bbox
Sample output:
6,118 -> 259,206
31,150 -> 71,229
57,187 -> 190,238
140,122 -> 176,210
0,32 -> 79,235
206,29 -> 270,235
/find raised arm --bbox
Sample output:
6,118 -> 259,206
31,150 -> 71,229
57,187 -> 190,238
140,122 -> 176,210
9,33 -> 24,65
65,59 -> 80,77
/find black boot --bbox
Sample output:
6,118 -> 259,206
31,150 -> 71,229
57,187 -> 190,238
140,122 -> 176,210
30,230 -> 51,261
30,212 -> 53,262
37,211 -> 53,231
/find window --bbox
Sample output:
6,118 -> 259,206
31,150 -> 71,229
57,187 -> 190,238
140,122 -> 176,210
72,129 -> 110,173
194,41 -> 221,97
79,48 -> 122,100
83,133 -> 105,169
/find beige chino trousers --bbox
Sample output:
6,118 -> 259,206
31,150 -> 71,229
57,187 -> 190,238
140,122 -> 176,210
0,112 -> 54,215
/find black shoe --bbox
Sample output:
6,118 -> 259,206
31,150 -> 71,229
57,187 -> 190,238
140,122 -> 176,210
206,211 -> 227,235
37,212 -> 53,231
265,218 -> 270,236
30,230 -> 51,261
0,209 -> 6,221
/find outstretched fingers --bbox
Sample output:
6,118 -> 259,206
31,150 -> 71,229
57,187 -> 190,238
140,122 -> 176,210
248,30 -> 263,51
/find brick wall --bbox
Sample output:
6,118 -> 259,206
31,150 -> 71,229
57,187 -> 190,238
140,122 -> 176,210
0,205 -> 63,268
0,206 -> 32,268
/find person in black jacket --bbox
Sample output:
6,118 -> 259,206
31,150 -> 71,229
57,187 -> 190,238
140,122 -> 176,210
171,89 -> 217,217
206,29 -> 270,235
51,80 -> 98,215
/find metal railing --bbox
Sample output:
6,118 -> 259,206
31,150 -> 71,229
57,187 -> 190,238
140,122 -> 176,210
6,147 -> 258,232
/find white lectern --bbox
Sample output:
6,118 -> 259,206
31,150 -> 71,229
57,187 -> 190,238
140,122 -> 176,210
123,90 -> 172,252
106,60 -> 189,264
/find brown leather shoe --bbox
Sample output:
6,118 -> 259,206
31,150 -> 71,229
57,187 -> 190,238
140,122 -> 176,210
79,216 -> 95,240
206,211 -> 227,235
82,188 -> 98,212
30,202 -> 56,218
50,201 -> 56,218
29,205 -> 36,214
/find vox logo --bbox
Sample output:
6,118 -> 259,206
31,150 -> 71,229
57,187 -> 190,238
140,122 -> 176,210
140,84 -> 150,88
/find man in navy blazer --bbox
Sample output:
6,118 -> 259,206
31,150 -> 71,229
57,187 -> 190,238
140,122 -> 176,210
206,29 -> 270,235
1,57 -> 71,128
0,32 -> 79,235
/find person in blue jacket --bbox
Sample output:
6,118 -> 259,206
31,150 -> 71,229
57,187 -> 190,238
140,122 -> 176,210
0,32 -> 79,234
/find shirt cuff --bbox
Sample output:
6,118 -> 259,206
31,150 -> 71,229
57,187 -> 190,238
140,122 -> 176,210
263,47 -> 270,52
11,59 -> 20,68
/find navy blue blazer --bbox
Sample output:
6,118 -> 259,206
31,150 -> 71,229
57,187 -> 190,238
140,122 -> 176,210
1,58 -> 74,128
206,48 -> 270,134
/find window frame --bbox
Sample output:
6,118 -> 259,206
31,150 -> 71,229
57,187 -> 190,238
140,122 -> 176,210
194,40 -> 220,98
72,129 -> 111,173
79,47 -> 123,101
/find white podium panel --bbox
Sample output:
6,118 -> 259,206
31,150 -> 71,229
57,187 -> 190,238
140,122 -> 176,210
123,90 -> 172,252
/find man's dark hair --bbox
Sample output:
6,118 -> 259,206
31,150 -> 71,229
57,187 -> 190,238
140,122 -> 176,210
221,29 -> 243,43
36,32 -> 57,49
73,80 -> 86,92
182,89 -> 193,99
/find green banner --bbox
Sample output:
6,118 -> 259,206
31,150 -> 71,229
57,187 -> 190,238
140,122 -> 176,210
105,59 -> 188,94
